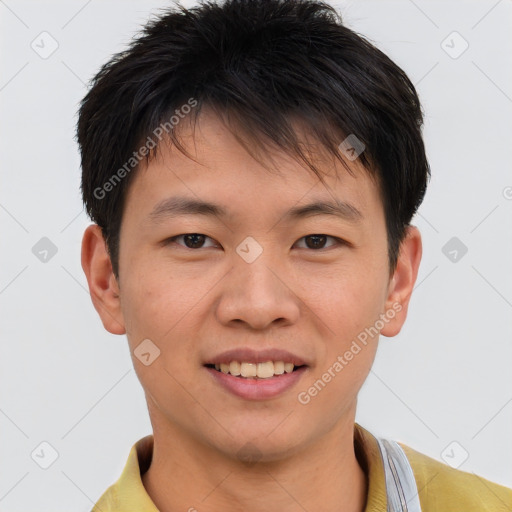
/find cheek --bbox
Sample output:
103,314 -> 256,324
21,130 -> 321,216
120,267 -> 203,405
297,295 -> 382,423
119,258 -> 214,370
305,263 -> 387,387
120,250 -> 181,325
311,262 -> 388,329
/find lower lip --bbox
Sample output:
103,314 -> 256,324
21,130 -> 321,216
205,366 -> 308,400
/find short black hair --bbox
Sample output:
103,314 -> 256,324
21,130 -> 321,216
77,0 -> 430,279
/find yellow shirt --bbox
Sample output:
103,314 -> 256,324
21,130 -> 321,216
91,424 -> 512,511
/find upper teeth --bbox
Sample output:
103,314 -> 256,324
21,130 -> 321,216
214,361 -> 295,378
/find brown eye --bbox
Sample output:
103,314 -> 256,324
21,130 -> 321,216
167,233 -> 217,249
295,235 -> 342,250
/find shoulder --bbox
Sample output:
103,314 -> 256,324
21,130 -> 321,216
91,482 -> 119,512
399,443 -> 512,511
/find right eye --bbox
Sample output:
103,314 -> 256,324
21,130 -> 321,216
164,233 -> 219,249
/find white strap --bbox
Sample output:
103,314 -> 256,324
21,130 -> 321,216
376,438 -> 422,512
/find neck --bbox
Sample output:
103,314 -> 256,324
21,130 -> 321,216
142,416 -> 368,512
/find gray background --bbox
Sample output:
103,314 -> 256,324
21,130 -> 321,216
1,0 -> 511,510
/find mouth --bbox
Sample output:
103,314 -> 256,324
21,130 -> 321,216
203,360 -> 308,400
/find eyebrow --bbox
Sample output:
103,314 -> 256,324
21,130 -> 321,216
148,195 -> 363,224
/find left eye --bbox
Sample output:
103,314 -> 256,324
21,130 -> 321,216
166,233 -> 343,250
294,234 -> 342,250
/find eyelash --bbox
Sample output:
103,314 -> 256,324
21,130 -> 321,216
164,233 -> 346,251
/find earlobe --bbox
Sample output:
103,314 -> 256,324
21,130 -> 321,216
380,225 -> 422,338
81,224 -> 126,335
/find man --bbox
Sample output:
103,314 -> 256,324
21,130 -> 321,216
77,0 -> 512,510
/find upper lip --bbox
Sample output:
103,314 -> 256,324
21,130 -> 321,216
205,348 -> 308,366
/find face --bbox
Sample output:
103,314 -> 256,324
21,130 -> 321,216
83,108 -> 421,462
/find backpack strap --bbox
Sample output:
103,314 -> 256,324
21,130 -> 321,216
376,438 -> 422,512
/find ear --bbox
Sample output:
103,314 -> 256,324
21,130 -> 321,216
81,224 -> 126,335
380,225 -> 422,338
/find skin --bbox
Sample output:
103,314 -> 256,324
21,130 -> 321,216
82,108 -> 422,512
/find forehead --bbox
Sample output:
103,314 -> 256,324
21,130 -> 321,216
126,109 -> 383,225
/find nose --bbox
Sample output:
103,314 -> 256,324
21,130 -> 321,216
215,255 -> 300,331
